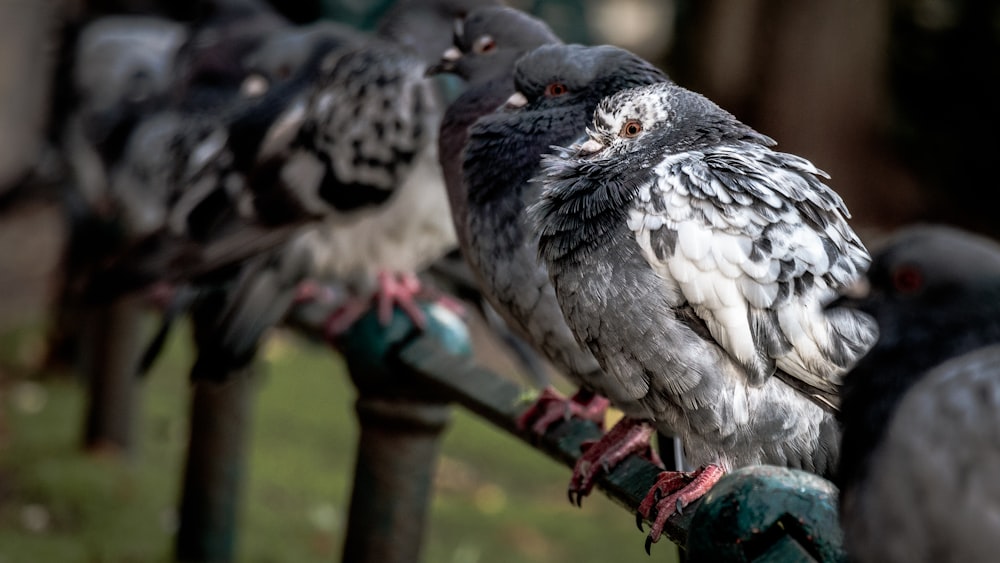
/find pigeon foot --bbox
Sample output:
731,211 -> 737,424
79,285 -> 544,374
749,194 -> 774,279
637,463 -> 725,553
516,387 -> 610,435
321,271 -> 428,338
567,417 -> 662,506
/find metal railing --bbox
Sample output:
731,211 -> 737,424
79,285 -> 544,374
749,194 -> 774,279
173,300 -> 847,562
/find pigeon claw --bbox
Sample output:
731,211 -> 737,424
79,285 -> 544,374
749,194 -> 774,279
515,387 -> 610,435
638,464 -> 725,551
375,270 -> 427,330
321,270 -> 429,340
566,418 -> 660,507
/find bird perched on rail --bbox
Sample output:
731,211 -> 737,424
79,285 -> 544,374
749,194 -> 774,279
57,0 -> 497,384
44,13 -> 193,371
173,0 -> 507,380
430,5 -> 561,250
458,42 -> 675,502
833,224 -> 1000,563
531,80 -> 878,550
425,6 -> 561,388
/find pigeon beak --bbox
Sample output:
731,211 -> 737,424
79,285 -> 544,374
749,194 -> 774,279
240,73 -> 269,97
505,91 -> 528,109
577,138 -> 605,155
425,47 -> 462,76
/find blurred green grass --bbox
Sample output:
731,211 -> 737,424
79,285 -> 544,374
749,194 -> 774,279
0,320 -> 678,563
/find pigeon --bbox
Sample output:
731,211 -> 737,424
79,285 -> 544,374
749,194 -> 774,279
43,14 -> 193,371
530,80 -> 878,549
430,5 -> 561,250
168,0 -> 290,111
56,0 -> 488,385
173,0 -> 503,380
458,42 -> 673,501
422,6 -> 561,388
841,345 -> 1000,563
832,224 -> 1000,562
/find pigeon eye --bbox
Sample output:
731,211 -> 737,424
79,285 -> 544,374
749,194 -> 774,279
473,35 -> 496,54
545,82 -> 568,97
620,120 -> 643,138
892,264 -> 923,294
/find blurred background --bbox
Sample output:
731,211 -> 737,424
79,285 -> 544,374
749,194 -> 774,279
1,0 -> 998,561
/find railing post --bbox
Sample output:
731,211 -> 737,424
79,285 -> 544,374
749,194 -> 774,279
175,368 -> 255,563
342,395 -> 451,563
332,304 -> 470,563
81,294 -> 144,454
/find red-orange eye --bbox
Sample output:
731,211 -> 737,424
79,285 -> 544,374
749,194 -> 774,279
620,119 -> 643,138
892,264 -> 923,294
545,82 -> 568,97
473,35 -> 495,54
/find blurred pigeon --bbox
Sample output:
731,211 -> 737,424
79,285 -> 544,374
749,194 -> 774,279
43,14 -> 192,371
833,225 -> 1000,562
459,43 -> 672,501
61,15 -> 190,215
531,80 -> 878,549
55,0 -> 486,385
842,345 -> 1000,563
169,0 -> 290,110
169,0 -> 502,380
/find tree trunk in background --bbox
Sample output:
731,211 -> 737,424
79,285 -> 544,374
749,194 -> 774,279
0,0 -> 59,196
667,0 -> 926,238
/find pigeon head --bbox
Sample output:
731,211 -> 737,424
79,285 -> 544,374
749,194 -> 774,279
376,0 -> 503,65
238,21 -> 366,98
73,16 -> 189,136
833,224 -> 1000,346
834,224 -> 1000,492
573,81 -> 773,159
505,44 -> 668,115
427,6 -> 560,80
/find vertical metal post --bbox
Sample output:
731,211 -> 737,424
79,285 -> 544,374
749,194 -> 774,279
341,395 -> 452,563
82,294 -> 143,454
175,368 -> 255,563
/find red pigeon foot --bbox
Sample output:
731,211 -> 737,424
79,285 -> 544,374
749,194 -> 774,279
321,270 -> 429,339
568,417 -> 662,506
638,464 -> 725,554
516,387 -> 610,435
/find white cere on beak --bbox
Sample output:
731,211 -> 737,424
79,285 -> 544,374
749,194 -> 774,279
240,74 -> 269,98
577,138 -> 605,155
441,47 -> 461,62
505,91 -> 528,108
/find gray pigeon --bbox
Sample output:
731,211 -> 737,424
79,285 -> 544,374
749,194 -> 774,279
459,43 -> 672,501
425,6 -> 560,388
841,345 -> 1000,563
832,225 -> 1000,563
431,5 -> 561,250
531,80 -> 878,548
45,14 -> 192,371
61,15 -> 190,216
